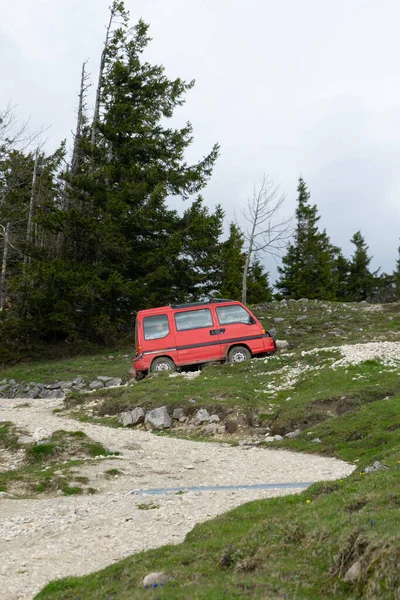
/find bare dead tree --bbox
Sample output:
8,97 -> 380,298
240,174 -> 293,305
71,60 -> 91,178
0,222 -> 10,311
91,2 -> 122,151
24,148 -> 39,267
0,103 -> 47,163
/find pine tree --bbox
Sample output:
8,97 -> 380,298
276,177 -> 337,300
246,257 -> 273,304
332,250 -> 350,302
346,231 -> 377,302
19,4 -> 219,342
218,223 -> 246,300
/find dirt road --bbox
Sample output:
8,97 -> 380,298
0,398 -> 354,600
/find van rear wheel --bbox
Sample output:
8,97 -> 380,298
227,346 -> 251,363
150,357 -> 176,373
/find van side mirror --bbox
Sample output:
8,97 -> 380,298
249,316 -> 256,325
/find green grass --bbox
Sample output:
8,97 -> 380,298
0,421 -> 20,451
35,467 -> 400,599
2,299 -> 399,385
3,298 -> 398,599
0,429 -> 118,497
254,299 -> 400,351
0,349 -> 134,384
36,361 -> 400,598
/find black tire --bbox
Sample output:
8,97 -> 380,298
150,357 -> 176,373
227,345 -> 251,363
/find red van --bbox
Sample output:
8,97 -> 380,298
132,298 -> 275,379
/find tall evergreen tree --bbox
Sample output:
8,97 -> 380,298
332,250 -> 350,302
218,223 -> 246,301
276,177 -> 337,300
346,231 -> 376,301
246,256 -> 273,304
16,4 -> 219,342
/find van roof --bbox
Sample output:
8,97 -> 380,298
137,298 -> 236,317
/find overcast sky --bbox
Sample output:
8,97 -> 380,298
2,0 -> 400,281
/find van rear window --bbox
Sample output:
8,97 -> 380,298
175,308 -> 213,331
143,315 -> 169,340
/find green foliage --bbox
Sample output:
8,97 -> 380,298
218,223 -> 245,300
2,3 -> 220,347
34,300 -> 400,599
246,256 -> 272,304
346,231 -> 377,302
276,178 -> 338,300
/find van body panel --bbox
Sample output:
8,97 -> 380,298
174,307 -> 224,365
133,300 -> 275,377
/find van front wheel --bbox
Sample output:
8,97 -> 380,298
150,357 -> 176,373
227,346 -> 251,363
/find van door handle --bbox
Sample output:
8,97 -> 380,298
210,329 -> 225,335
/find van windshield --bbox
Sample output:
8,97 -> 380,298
143,314 -> 169,340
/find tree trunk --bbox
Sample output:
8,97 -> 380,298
71,61 -> 89,178
90,8 -> 115,151
24,148 -> 39,266
0,222 -> 10,311
242,198 -> 258,305
242,240 -> 253,305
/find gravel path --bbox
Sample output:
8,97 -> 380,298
0,397 -> 354,600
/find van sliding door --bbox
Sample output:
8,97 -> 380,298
174,308 -> 223,366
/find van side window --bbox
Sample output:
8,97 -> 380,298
216,305 -> 252,325
175,308 -> 213,331
143,315 -> 169,340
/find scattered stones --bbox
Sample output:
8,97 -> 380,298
59,381 -> 73,389
205,423 -> 219,435
311,438 -> 322,443
343,560 -> 361,582
105,377 -> 123,387
276,339 -> 290,350
17,436 -> 35,445
119,412 -> 134,427
89,381 -> 104,390
364,461 -> 389,473
273,435 -> 284,441
172,408 -> 185,420
40,389 -> 65,399
145,406 -> 172,430
143,572 -> 173,588
273,317 -> 285,323
285,429 -> 301,439
44,382 -> 62,390
193,409 -> 210,425
209,414 -> 220,423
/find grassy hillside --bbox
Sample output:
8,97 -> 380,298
3,300 -> 399,599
